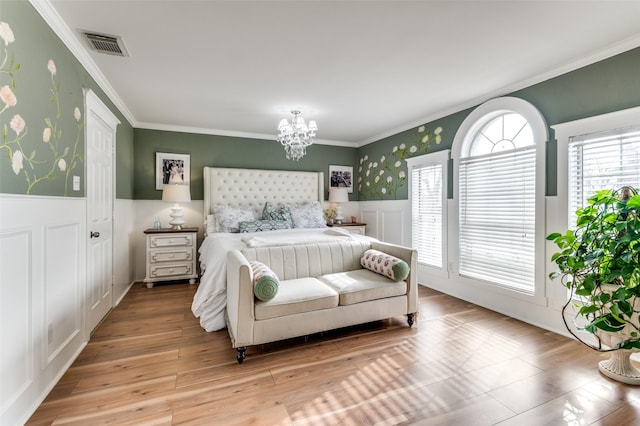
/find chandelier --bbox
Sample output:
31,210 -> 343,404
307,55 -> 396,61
277,110 -> 318,161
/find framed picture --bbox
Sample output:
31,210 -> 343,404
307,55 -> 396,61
156,152 -> 190,190
329,165 -> 353,193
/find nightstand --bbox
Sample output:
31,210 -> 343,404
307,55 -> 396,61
143,227 -> 198,288
328,222 -> 366,235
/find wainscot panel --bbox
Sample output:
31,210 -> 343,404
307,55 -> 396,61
0,195 -> 86,426
114,199 -> 136,304
359,200 -> 410,246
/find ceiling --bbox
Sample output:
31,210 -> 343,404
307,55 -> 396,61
38,0 -> 640,147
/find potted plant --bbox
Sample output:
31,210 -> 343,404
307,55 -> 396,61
547,186 -> 640,384
324,206 -> 337,225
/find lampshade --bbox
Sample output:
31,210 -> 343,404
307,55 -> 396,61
162,184 -> 191,230
328,187 -> 349,203
162,184 -> 191,203
328,187 -> 349,224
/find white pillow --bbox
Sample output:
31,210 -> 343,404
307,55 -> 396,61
287,201 -> 327,228
212,205 -> 258,233
205,214 -> 216,235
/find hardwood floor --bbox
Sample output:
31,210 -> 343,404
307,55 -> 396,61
27,283 -> 640,425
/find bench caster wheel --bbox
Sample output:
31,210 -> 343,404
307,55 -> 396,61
236,347 -> 246,364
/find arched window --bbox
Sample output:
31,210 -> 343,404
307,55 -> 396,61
453,97 -> 547,294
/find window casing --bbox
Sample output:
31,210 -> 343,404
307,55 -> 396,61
453,97 -> 547,296
554,106 -> 640,235
568,126 -> 640,226
407,150 -> 449,273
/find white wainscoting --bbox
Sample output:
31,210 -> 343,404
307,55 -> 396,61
358,200 -> 411,246
359,197 -> 570,338
114,199 -> 136,304
130,198 -> 405,285
544,196 -> 571,313
418,196 -> 569,337
130,199 -> 409,283
0,195 -> 86,426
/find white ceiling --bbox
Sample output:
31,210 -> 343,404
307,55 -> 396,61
38,0 -> 640,147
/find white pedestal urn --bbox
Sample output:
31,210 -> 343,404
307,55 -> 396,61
596,283 -> 640,385
598,350 -> 640,385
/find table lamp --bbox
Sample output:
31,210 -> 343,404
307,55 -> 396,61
328,187 -> 349,224
162,184 -> 191,230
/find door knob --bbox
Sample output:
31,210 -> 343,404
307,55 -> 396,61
90,231 -> 100,238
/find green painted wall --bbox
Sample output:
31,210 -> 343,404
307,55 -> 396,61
133,128 -> 357,201
358,47 -> 640,200
7,0 -> 638,203
0,0 -> 134,199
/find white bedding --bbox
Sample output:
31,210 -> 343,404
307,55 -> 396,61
192,227 -> 370,331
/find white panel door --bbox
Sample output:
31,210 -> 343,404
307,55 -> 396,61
85,90 -> 119,333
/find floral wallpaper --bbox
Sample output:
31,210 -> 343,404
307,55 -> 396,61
358,124 -> 443,200
0,20 -> 83,196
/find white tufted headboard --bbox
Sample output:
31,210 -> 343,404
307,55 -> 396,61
203,167 -> 325,219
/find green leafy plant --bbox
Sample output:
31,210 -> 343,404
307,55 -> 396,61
547,187 -> 640,351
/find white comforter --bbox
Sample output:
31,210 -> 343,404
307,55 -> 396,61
192,227 -> 369,331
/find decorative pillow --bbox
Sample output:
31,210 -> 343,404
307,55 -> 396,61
212,205 -> 258,233
249,261 -> 279,301
261,202 -> 293,227
361,249 -> 410,281
287,201 -> 327,228
205,214 -> 216,235
239,219 -> 291,233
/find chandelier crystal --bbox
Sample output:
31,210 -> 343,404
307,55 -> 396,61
277,110 -> 318,161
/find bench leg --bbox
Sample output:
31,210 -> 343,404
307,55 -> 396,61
407,313 -> 417,327
236,347 -> 246,364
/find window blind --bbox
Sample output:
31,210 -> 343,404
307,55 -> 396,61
459,146 -> 536,292
568,126 -> 640,226
411,163 -> 443,268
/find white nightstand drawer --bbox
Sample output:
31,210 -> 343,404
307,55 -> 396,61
144,227 -> 198,287
149,234 -> 193,248
150,250 -> 192,263
346,226 -> 365,235
149,263 -> 193,278
329,223 -> 366,235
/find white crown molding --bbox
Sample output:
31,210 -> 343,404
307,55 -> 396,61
29,0 -> 640,148
135,121 -> 357,147
358,33 -> 640,148
28,0 -> 136,126
27,0 -> 358,148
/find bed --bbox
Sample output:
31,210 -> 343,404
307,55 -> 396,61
192,167 -> 367,331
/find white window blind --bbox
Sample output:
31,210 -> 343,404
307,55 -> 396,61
459,145 -> 536,292
411,163 -> 443,267
568,126 -> 640,225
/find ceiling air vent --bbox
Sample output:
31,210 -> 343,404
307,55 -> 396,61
82,31 -> 129,57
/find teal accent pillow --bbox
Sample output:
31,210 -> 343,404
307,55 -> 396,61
249,261 -> 279,301
361,249 -> 410,281
239,219 -> 290,233
261,202 -> 293,227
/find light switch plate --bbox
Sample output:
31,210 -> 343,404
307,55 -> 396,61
73,175 -> 80,191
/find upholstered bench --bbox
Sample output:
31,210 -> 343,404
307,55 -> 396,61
225,240 -> 418,363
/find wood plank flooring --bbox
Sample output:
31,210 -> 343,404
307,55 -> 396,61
27,283 -> 640,425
